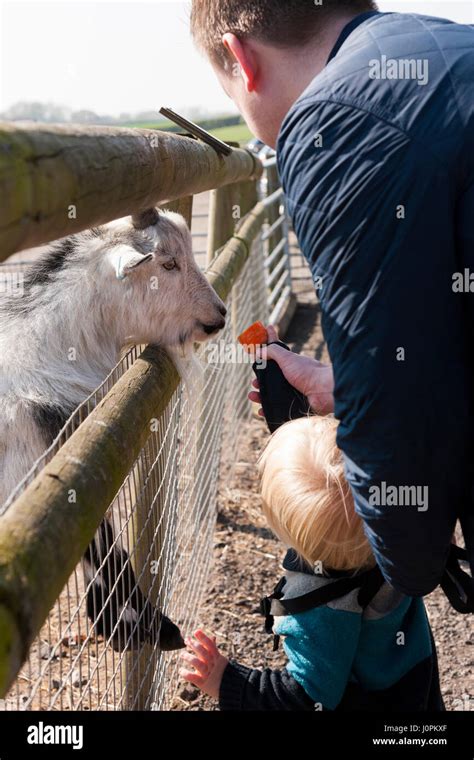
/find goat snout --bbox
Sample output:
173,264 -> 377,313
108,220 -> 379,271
218,304 -> 227,317
201,318 -> 226,335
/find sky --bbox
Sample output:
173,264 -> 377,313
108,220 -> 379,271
0,0 -> 472,117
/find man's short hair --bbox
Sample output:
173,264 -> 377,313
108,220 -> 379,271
191,0 -> 378,69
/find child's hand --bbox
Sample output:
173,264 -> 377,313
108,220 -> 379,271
179,629 -> 229,699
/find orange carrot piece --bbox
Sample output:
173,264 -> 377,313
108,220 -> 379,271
237,321 -> 268,348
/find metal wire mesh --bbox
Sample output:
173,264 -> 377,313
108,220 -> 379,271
0,230 -> 270,711
0,157 -> 294,711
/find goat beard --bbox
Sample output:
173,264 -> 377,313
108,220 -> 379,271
168,345 -> 205,397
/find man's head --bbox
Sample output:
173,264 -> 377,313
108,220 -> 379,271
191,0 -> 378,147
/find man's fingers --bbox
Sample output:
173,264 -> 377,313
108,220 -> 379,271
265,342 -> 288,364
248,390 -> 261,404
249,396 -> 265,416
266,324 -> 279,342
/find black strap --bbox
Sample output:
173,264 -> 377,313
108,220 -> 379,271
260,566 -> 385,650
357,564 -> 387,607
270,566 -> 383,617
261,546 -> 474,653
260,577 -> 287,652
440,544 -> 474,614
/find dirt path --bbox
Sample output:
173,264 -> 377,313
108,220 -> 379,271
173,246 -> 473,712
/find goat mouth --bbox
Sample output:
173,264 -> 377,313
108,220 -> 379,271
172,322 -> 225,349
199,320 -> 226,336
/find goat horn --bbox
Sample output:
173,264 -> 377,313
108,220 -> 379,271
131,208 -> 160,230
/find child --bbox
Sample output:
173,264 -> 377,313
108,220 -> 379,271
180,415 -> 444,711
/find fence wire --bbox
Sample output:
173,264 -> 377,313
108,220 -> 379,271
0,154 -> 295,710
0,231 -> 271,712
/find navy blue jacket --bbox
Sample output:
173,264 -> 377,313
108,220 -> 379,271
277,11 -> 474,596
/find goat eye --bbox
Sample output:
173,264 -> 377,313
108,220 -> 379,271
162,260 -> 176,271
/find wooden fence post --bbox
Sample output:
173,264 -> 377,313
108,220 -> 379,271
206,185 -> 239,266
231,178 -> 259,340
264,162 -> 282,284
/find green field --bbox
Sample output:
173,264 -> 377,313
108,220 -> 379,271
124,120 -> 253,146
209,122 -> 253,145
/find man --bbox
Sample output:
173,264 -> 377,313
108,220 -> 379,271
190,1 -> 474,598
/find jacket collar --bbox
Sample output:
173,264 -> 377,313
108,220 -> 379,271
326,10 -> 382,64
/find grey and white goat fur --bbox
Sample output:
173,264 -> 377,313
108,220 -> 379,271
0,208 -> 226,506
1,208 -> 226,652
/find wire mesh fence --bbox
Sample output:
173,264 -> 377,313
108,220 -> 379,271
0,138 -> 291,710
0,182 -> 278,710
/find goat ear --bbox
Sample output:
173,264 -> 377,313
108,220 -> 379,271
108,245 -> 154,280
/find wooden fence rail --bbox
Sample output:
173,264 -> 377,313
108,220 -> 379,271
0,162 -> 268,696
0,122 -> 261,261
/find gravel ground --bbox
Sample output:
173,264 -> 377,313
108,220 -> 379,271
173,246 -> 474,712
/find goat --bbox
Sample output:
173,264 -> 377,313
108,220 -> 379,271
0,207 -> 227,651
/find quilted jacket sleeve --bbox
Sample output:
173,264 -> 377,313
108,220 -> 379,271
277,98 -> 472,596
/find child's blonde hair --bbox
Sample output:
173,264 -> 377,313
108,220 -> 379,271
257,415 -> 374,572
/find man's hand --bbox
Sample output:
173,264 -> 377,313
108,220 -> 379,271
179,630 -> 229,699
249,325 -> 335,415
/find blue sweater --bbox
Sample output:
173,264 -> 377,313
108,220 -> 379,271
276,11 -> 474,597
219,551 -> 443,711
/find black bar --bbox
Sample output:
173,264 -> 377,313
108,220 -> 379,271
0,710 -> 472,757
159,107 -> 233,156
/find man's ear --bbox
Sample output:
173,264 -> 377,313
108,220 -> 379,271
222,33 -> 257,92
108,244 -> 154,280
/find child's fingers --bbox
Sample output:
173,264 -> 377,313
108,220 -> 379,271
194,629 -> 220,656
251,378 -> 260,390
179,668 -> 205,689
180,652 -> 210,676
185,636 -> 212,663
